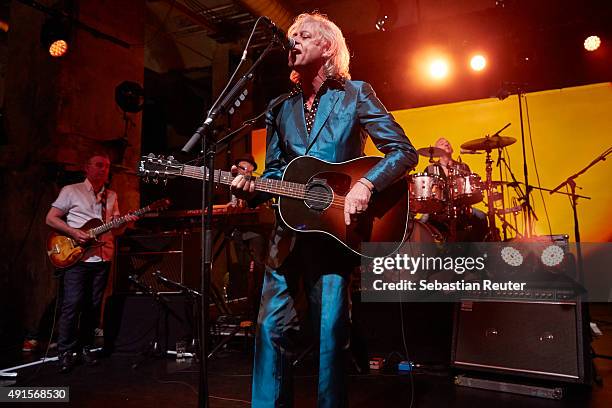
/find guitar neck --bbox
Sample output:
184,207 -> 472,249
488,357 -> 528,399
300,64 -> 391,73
89,205 -> 151,237
180,164 -> 308,200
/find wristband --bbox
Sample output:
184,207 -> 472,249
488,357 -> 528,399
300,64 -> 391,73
357,179 -> 374,193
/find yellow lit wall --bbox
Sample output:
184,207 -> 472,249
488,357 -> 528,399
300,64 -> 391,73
252,83 -> 612,242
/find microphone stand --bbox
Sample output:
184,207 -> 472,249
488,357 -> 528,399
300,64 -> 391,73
515,87 -> 533,237
498,84 -> 532,236
549,146 -> 612,285
180,39 -> 284,408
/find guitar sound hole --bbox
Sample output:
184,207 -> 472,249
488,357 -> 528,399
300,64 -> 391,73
304,181 -> 333,211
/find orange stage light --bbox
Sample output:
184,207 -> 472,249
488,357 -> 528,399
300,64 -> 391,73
49,40 -> 68,57
584,35 -> 601,51
470,55 -> 487,71
429,58 -> 449,79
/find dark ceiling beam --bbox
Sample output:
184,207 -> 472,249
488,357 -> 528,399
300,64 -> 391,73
158,0 -> 219,34
236,0 -> 294,30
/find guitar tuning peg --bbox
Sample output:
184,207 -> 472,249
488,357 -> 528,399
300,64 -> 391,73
153,177 -> 159,184
163,179 -> 168,186
168,155 -> 174,161
147,153 -> 155,158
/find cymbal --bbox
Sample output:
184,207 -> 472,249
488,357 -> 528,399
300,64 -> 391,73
417,146 -> 445,158
461,135 -> 516,151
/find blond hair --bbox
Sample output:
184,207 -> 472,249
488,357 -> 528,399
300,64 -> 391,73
288,12 -> 351,83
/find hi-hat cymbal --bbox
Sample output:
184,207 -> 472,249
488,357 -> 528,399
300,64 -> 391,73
417,146 -> 445,158
461,135 -> 517,151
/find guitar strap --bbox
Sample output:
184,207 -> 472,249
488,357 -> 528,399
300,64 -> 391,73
99,189 -> 108,222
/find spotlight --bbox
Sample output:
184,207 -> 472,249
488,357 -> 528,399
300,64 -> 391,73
41,17 -> 70,57
429,59 -> 449,79
584,35 -> 601,51
470,55 -> 487,71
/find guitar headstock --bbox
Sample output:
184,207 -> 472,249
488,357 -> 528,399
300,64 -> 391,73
149,198 -> 172,211
138,154 -> 183,184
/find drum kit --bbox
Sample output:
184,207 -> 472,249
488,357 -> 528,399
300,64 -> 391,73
409,134 -> 519,242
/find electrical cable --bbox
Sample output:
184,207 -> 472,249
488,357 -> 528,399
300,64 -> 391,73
19,281 -> 61,385
523,96 -> 553,237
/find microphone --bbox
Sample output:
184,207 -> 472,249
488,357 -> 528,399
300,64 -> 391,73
460,149 -> 483,155
261,16 -> 295,51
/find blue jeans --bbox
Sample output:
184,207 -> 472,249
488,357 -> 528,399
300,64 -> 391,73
252,236 -> 353,408
57,261 -> 110,353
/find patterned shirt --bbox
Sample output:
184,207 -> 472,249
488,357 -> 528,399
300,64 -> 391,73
293,77 -> 344,134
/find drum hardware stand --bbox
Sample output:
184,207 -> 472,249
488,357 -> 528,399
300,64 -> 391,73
493,208 -> 522,238
128,275 -> 184,369
495,152 -> 538,239
483,147 -> 501,241
550,146 -> 609,282
495,148 -> 508,240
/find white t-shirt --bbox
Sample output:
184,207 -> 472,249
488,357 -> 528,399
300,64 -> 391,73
51,179 -> 120,262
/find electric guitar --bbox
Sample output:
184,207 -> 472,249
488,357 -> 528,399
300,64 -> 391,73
46,198 -> 171,268
139,154 -> 409,258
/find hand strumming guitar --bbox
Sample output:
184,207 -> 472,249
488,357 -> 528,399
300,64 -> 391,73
344,177 -> 374,226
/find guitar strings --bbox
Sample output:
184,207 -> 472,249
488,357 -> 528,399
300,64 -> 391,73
179,167 -> 349,209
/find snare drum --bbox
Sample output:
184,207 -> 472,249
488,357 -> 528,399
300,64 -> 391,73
409,173 -> 446,213
449,173 -> 483,206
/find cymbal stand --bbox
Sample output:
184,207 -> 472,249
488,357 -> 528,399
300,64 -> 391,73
495,148 -> 508,240
483,148 -> 500,241
496,151 -> 539,235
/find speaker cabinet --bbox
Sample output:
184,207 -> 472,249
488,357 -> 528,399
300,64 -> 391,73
114,232 -> 186,293
103,294 -> 193,353
451,300 -> 591,384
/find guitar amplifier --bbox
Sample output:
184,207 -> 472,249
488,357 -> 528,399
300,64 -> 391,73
114,232 -> 186,294
451,299 -> 591,384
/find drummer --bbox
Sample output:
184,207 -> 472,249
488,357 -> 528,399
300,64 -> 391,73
425,137 -> 470,178
422,137 -> 487,241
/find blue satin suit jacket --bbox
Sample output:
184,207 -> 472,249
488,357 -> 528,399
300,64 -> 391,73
256,78 -> 419,267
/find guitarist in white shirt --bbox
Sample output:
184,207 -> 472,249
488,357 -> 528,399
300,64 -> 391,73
46,152 -> 137,373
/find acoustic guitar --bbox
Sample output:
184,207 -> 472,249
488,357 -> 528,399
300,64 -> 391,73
46,198 -> 170,268
139,154 -> 409,258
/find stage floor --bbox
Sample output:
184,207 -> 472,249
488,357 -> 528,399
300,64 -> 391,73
2,304 -> 611,408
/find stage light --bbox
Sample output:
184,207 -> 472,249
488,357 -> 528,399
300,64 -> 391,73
41,17 -> 70,58
584,35 -> 601,51
470,55 -> 486,71
429,59 -> 449,79
48,39 -> 68,57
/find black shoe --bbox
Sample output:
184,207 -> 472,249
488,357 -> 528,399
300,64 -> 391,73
58,352 -> 74,373
81,347 -> 99,366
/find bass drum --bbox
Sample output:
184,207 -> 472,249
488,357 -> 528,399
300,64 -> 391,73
405,219 -> 444,243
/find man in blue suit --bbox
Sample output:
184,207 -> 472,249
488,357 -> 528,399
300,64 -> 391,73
232,12 -> 418,407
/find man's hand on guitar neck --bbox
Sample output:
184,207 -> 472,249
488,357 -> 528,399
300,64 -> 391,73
344,178 -> 374,226
230,165 -> 257,201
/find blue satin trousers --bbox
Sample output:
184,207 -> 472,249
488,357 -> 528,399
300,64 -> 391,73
251,235 -> 353,407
